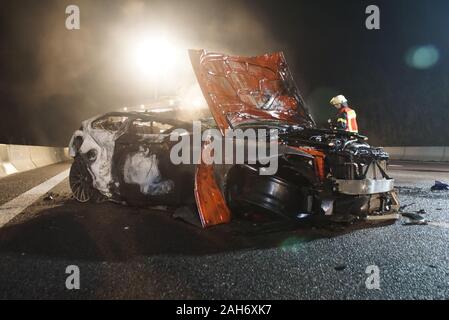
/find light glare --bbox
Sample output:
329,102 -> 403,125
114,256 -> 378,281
131,34 -> 178,77
406,45 -> 440,70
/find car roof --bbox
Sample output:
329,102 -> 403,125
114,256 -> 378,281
95,111 -> 191,128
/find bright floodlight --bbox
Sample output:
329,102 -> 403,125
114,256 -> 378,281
131,34 -> 177,77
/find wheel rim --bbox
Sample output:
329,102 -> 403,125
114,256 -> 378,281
70,158 -> 94,203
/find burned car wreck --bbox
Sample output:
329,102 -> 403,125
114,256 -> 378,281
68,49 -> 400,228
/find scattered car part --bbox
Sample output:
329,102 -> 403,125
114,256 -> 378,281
43,192 -> 57,201
399,202 -> 416,212
401,212 -> 428,225
431,180 -> 449,191
365,213 -> 401,221
334,264 -> 347,271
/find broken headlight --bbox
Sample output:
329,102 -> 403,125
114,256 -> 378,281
86,149 -> 98,162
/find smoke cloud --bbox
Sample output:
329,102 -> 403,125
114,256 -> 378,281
0,0 -> 285,146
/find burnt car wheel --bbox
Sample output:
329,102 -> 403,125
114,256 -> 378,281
69,156 -> 97,203
225,165 -> 311,220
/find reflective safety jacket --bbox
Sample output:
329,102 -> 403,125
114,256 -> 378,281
335,106 -> 359,133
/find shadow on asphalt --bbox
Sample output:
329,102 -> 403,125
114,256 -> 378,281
0,199 -> 395,261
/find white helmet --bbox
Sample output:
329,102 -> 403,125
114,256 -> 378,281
330,95 -> 348,106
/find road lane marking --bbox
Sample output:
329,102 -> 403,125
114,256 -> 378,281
0,169 -> 69,228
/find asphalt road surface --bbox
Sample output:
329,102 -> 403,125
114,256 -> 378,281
0,160 -> 449,300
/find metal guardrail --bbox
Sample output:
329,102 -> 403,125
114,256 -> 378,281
383,147 -> 449,162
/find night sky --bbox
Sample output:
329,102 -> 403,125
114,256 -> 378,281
0,0 -> 448,146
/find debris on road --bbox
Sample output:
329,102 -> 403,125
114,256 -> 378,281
401,212 -> 428,226
153,205 -> 169,211
431,181 -> 449,191
416,209 -> 427,215
334,264 -> 347,271
399,202 -> 415,212
43,192 -> 58,201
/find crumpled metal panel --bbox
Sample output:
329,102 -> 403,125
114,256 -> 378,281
194,161 -> 231,228
189,50 -> 315,134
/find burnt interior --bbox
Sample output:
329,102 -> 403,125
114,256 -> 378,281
110,113 -> 197,207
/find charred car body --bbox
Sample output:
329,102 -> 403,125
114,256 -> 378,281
68,50 -> 399,228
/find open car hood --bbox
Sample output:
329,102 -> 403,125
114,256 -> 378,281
189,49 -> 315,133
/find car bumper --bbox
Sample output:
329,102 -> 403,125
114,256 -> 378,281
334,178 -> 395,195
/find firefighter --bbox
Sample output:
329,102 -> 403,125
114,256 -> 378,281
329,95 -> 359,133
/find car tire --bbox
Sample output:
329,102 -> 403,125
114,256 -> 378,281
225,165 -> 308,220
69,156 -> 98,203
